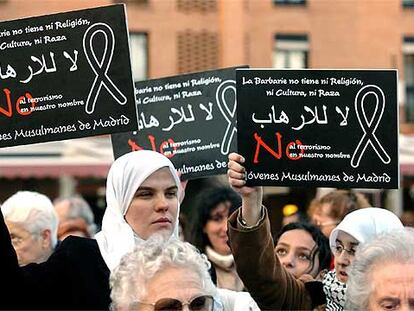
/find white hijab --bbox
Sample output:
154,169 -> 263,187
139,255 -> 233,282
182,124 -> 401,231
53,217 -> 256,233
95,150 -> 181,271
329,207 -> 403,249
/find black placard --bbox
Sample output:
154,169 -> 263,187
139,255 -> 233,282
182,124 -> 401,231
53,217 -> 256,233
112,67 -> 244,179
0,5 -> 137,147
237,69 -> 399,189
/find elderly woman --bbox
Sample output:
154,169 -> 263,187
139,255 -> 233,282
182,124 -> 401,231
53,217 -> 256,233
110,237 -> 259,311
1,150 -> 182,310
1,191 -> 59,266
345,228 -> 414,310
227,152 -> 403,310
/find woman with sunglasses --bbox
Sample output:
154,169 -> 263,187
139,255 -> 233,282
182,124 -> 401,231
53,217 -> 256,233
227,152 -> 404,310
110,237 -> 259,311
1,150 -> 184,310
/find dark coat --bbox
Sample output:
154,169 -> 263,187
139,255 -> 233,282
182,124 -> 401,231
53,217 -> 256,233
1,211 -> 111,310
227,207 -> 325,310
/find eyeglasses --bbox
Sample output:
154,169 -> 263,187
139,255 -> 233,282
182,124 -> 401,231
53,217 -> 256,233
131,295 -> 214,311
333,244 -> 356,257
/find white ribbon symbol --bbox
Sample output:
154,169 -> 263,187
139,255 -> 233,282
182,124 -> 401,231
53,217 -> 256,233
351,85 -> 390,168
83,23 -> 127,114
216,80 -> 237,155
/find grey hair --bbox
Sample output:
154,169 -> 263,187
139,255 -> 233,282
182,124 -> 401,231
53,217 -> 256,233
345,227 -> 414,310
54,196 -> 97,236
1,191 -> 59,247
110,236 -> 217,310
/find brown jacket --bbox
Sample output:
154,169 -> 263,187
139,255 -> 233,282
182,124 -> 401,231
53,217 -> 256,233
228,208 -> 325,310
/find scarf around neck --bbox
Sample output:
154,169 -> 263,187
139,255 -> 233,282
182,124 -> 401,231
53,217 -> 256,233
206,245 -> 235,271
322,270 -> 346,311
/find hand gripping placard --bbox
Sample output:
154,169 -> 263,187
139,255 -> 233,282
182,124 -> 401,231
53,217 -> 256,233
351,85 -> 391,168
83,23 -> 127,114
216,80 -> 237,155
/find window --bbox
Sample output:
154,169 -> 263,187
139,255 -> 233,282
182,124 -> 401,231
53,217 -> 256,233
129,33 -> 148,82
404,37 -> 414,122
176,0 -> 217,12
273,34 -> 308,69
273,0 -> 306,5
177,30 -> 219,73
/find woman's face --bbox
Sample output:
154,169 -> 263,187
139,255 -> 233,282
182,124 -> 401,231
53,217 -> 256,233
275,229 -> 320,278
203,202 -> 231,256
125,167 -> 178,240
311,203 -> 339,238
368,262 -> 414,311
333,230 -> 359,283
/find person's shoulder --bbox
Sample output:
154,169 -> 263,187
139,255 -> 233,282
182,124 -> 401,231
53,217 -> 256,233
53,236 -> 107,272
57,236 -> 99,255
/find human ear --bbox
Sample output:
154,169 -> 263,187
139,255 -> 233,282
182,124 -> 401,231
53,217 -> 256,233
40,229 -> 52,249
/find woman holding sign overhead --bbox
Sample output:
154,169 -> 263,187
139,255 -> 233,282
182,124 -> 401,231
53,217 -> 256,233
226,152 -> 403,310
1,150 -> 183,310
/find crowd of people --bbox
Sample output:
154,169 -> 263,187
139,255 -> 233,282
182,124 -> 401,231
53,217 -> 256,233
1,149 -> 413,310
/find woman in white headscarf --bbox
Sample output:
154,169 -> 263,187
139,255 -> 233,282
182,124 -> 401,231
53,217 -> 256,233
323,207 -> 403,311
1,150 -> 181,310
96,150 -> 181,271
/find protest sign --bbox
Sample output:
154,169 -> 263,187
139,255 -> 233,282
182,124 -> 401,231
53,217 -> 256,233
237,69 -> 398,189
0,4 -> 137,148
111,67 -> 243,179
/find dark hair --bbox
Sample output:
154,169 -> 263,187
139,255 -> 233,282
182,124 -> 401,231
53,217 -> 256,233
189,186 -> 241,252
275,222 -> 331,272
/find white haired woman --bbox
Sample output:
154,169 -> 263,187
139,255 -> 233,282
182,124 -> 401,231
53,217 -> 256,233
1,191 -> 59,266
1,150 -> 182,310
345,228 -> 414,310
110,237 -> 259,311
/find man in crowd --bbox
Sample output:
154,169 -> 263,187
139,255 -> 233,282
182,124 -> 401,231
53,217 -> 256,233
2,191 -> 59,266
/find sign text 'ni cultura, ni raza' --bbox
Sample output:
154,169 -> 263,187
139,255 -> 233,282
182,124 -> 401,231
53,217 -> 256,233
0,4 -> 137,148
237,69 -> 398,189
112,67 -> 245,180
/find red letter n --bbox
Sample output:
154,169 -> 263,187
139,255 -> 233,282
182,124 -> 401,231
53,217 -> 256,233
253,132 -> 282,164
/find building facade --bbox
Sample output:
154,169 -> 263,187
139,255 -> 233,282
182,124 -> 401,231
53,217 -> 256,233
1,0 -> 414,217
